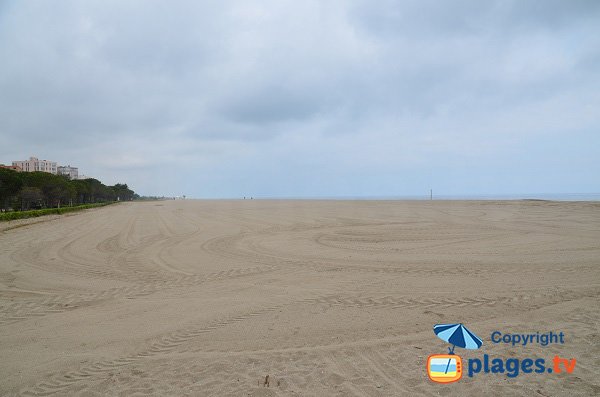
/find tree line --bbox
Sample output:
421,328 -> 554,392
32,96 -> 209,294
0,168 -> 137,211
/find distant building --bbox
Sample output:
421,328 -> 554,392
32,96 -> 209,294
0,164 -> 22,172
57,165 -> 79,179
76,174 -> 90,180
12,157 -> 57,174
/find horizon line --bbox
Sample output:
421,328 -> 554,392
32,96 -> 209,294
146,192 -> 600,201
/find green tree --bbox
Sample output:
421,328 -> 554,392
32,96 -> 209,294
0,168 -> 23,210
19,187 -> 43,210
0,168 -> 138,211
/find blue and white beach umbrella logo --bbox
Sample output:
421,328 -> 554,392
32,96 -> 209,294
433,323 -> 483,354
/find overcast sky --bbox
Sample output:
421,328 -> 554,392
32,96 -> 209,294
1,1 -> 598,198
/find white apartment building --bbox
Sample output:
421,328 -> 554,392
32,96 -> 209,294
12,157 -> 57,174
57,165 -> 79,179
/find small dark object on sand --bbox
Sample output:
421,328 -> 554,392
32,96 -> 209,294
264,375 -> 270,387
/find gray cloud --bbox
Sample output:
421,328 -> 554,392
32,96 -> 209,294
0,0 -> 598,197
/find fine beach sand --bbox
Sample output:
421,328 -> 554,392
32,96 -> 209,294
1,200 -> 599,396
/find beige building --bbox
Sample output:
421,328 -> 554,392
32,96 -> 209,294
57,165 -> 79,179
12,157 -> 58,174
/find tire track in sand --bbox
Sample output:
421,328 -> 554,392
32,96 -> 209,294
0,264 -> 278,326
17,285 -> 599,396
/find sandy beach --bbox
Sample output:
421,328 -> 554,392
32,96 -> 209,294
0,200 -> 598,396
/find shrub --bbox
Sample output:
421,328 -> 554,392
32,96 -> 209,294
0,202 -> 116,222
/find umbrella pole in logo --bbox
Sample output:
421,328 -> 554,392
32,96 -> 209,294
444,345 -> 456,374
